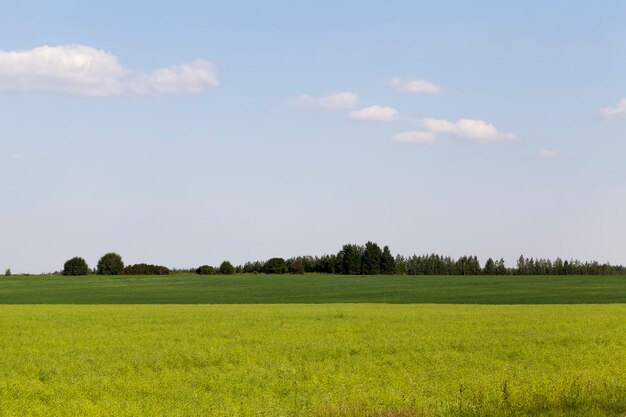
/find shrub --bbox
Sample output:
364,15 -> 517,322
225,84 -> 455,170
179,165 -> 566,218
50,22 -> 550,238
263,257 -> 288,274
4,268 -> 11,277
196,265 -> 216,275
97,253 -> 124,275
62,257 -> 89,276
219,261 -> 235,275
124,263 -> 170,275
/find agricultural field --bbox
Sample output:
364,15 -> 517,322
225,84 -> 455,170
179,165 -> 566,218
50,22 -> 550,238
1,304 -> 625,416
1,275 -> 625,416
1,274 -> 626,304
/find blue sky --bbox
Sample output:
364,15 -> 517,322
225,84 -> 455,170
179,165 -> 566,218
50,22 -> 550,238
1,1 -> 625,273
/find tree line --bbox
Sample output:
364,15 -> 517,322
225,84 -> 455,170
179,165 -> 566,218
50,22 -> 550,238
233,243 -> 625,276
54,242 -> 626,276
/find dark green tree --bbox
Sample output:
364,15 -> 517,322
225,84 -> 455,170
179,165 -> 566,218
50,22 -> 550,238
263,257 -> 288,274
337,244 -> 363,275
380,245 -> 396,274
63,257 -> 89,276
97,252 -> 124,275
219,261 -> 235,275
483,258 -> 496,275
361,241 -> 382,275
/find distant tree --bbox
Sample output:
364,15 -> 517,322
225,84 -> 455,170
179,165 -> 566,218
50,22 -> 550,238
483,258 -> 496,275
62,257 -> 89,276
4,268 -> 11,277
380,245 -> 396,275
243,261 -> 263,273
288,258 -> 305,274
394,255 -> 407,275
263,257 -> 288,274
97,252 -> 124,275
495,258 -> 507,275
553,257 -> 564,275
337,244 -> 364,275
196,265 -> 216,275
516,255 -> 527,275
219,261 -> 235,275
361,242 -> 382,275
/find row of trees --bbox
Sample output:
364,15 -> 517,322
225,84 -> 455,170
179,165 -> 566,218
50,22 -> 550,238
231,243 -> 626,276
60,244 -> 626,277
62,253 -> 170,276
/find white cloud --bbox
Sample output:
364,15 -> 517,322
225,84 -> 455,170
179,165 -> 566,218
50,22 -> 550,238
0,45 -> 218,96
599,99 -> 626,118
392,131 -> 435,144
423,118 -> 515,142
349,105 -> 398,121
388,77 -> 441,94
9,153 -> 23,160
289,91 -> 358,109
539,149 -> 558,158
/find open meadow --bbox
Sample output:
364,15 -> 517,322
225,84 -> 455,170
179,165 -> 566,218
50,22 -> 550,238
1,275 -> 626,416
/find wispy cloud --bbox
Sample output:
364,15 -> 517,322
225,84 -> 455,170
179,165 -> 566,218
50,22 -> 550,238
388,77 -> 441,94
349,105 -> 398,121
423,118 -> 516,142
539,149 -> 558,158
392,131 -> 435,144
599,99 -> 626,118
0,45 -> 218,96
289,92 -> 358,109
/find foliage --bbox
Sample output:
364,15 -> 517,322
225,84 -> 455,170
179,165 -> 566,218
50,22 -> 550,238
123,264 -> 169,275
360,241 -> 382,275
4,268 -> 11,277
196,265 -> 216,275
380,246 -> 395,274
219,261 -> 235,275
338,244 -> 363,275
62,257 -> 89,276
287,258 -> 305,274
97,253 -> 124,275
483,258 -> 496,275
1,304 -> 625,416
262,257 -> 288,274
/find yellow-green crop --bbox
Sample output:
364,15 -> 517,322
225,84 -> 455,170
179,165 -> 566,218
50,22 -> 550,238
1,304 -> 625,416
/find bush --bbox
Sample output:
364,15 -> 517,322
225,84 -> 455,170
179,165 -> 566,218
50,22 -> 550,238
124,263 -> 169,275
4,268 -> 11,277
263,257 -> 288,274
97,252 -> 124,275
62,257 -> 89,276
219,261 -> 235,275
196,265 -> 216,275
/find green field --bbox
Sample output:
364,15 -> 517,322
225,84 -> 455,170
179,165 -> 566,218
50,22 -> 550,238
1,274 -> 626,304
1,304 -> 625,416
2,275 -> 625,416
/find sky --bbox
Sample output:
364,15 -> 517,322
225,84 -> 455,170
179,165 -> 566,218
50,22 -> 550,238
1,0 -> 625,273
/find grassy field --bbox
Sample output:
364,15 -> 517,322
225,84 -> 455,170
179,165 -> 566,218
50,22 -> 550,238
1,274 -> 625,304
1,304 -> 625,416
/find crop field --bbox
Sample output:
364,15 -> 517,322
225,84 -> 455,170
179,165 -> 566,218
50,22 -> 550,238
1,304 -> 625,416
1,275 -> 625,416
1,274 -> 626,304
